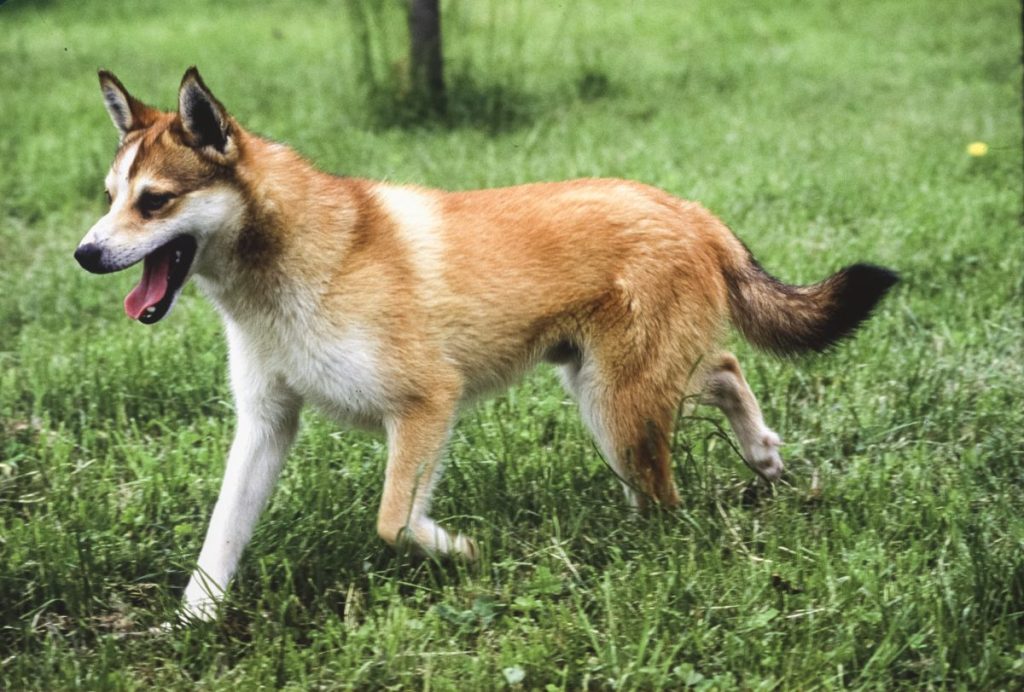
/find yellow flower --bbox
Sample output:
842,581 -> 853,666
967,141 -> 988,157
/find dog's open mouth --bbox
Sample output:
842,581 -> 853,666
124,235 -> 197,324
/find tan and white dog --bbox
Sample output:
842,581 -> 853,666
75,68 -> 897,621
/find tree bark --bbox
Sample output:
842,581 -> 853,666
407,0 -> 446,115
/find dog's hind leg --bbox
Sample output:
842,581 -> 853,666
376,386 -> 477,560
701,352 -> 783,481
562,354 -> 681,509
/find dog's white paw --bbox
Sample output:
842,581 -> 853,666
395,520 -> 479,560
422,525 -> 479,561
178,597 -> 219,623
177,581 -> 223,625
397,520 -> 479,561
147,601 -> 216,634
451,532 -> 479,561
146,620 -> 176,635
745,429 -> 784,482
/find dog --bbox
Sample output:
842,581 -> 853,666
75,67 -> 897,621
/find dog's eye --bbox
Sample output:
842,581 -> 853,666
137,191 -> 176,216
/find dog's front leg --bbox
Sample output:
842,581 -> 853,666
180,375 -> 301,623
377,395 -> 477,560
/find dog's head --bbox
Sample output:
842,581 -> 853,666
75,67 -> 246,324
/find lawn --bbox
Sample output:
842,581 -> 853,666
1,0 -> 1021,688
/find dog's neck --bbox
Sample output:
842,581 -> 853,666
192,132 -> 359,325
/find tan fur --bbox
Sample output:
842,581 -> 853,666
116,115 -> 748,500
243,167 -> 741,508
79,70 -> 895,620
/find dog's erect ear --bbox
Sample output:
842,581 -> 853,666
178,67 -> 233,155
98,70 -> 158,140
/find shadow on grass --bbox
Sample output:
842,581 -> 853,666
362,66 -> 616,134
363,70 -> 538,134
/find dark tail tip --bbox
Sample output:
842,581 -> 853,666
817,263 -> 899,351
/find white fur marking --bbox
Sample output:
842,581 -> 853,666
224,315 -> 389,430
109,140 -> 140,208
374,185 -> 445,283
560,359 -> 644,507
84,141 -> 142,248
297,326 -> 388,424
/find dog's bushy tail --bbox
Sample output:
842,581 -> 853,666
722,241 -> 899,356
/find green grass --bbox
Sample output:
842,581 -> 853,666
1,0 -> 1022,688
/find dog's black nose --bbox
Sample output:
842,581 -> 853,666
74,243 -> 105,273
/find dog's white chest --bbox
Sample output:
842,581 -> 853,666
298,330 -> 387,427
233,318 -> 389,429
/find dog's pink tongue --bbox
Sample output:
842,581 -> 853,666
124,248 -> 172,319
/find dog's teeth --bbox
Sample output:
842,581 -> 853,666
174,250 -> 182,263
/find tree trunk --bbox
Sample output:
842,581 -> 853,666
407,0 -> 446,115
